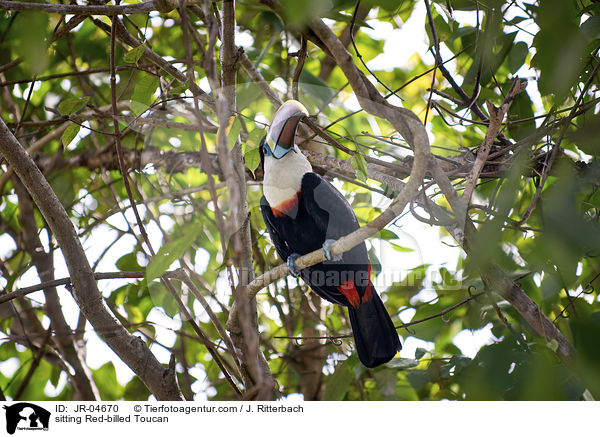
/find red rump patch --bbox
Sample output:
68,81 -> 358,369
339,280 -> 361,308
272,191 -> 301,217
339,264 -> 374,308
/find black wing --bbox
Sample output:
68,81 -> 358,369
260,195 -> 292,261
301,173 -> 366,265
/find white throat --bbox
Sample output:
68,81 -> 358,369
263,146 -> 312,207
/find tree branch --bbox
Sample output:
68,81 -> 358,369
0,117 -> 184,400
14,179 -> 99,400
0,0 -> 200,15
216,0 -> 275,400
462,78 -> 527,204
91,16 -> 213,107
0,271 -> 152,305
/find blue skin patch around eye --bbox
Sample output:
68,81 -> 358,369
265,137 -> 294,159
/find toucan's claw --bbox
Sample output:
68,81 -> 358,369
287,253 -> 301,277
323,239 -> 342,262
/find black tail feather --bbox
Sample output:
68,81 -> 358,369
347,291 -> 401,368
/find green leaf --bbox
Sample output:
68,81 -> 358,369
324,11 -> 373,29
131,102 -> 149,118
567,112 -> 600,156
362,0 -> 403,12
58,97 -> 90,115
123,42 -> 146,64
428,10 -> 453,45
279,0 -> 332,27
13,12 -> 49,75
507,41 -> 529,74
351,153 -> 368,182
227,116 -> 242,150
146,225 -> 203,281
375,229 -> 399,240
93,362 -> 124,400
298,70 -> 335,105
49,365 -> 61,388
540,272 -> 562,300
505,16 -> 528,26
388,242 -> 414,252
464,31 -> 517,86
508,92 -> 536,141
124,376 -> 151,401
116,252 -> 144,271
415,347 -> 427,360
450,26 -> 476,43
406,368 -> 431,390
243,144 -> 261,174
131,73 -> 159,116
50,171 -> 76,206
533,0 -> 586,99
124,302 -> 144,324
581,16 -> 600,42
170,83 -> 189,95
374,368 -> 398,396
323,359 -> 354,401
61,124 -> 80,146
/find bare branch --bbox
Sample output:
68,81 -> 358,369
14,179 -> 99,400
0,271 -> 152,304
0,117 -> 184,400
462,78 -> 527,204
0,0 -> 201,15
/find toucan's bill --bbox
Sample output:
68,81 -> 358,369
264,100 -> 309,159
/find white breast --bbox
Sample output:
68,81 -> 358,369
263,147 -> 313,207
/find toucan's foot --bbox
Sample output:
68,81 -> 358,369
323,239 -> 342,262
287,253 -> 301,277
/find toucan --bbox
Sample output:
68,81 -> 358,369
259,100 -> 401,368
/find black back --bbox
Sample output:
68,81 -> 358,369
261,171 -> 402,367
260,172 -> 371,306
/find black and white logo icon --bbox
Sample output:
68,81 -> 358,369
3,403 -> 50,434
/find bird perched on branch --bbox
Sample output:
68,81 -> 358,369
259,100 -> 401,368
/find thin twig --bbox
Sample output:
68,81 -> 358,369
291,36 -> 307,101
0,0 -> 200,15
462,78 -> 527,205
275,291 -> 485,341
0,271 -> 153,304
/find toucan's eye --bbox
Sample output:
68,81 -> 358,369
262,145 -> 267,155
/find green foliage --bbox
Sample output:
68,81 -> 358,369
458,336 -> 584,400
58,97 -> 90,115
12,12 -> 50,75
279,0 -> 333,28
61,124 -> 81,147
323,358 -> 356,400
507,92 -> 535,141
93,363 -> 125,400
351,153 -> 368,181
130,72 -> 160,116
147,224 -> 205,281
532,0 -> 587,99
123,43 -> 147,64
243,128 -> 264,174
1,0 -> 599,402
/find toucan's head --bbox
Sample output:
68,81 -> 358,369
260,100 -> 309,162
261,100 -> 313,204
